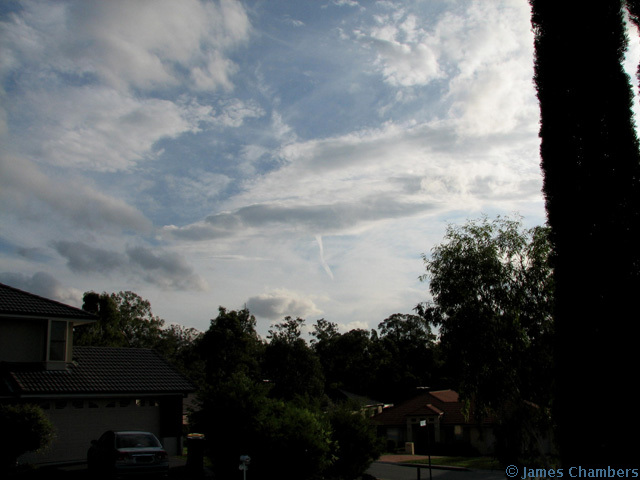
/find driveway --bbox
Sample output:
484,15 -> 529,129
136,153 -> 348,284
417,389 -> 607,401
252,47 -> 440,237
7,457 -> 213,479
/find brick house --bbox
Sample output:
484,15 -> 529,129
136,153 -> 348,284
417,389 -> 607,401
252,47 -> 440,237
371,389 -> 496,455
0,282 -> 194,465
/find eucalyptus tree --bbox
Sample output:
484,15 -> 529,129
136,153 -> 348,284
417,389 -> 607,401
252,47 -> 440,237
419,216 -> 554,462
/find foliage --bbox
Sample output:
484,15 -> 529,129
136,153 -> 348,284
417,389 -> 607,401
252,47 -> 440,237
530,0 -> 640,465
76,290 -> 203,383
192,372 -> 334,480
264,317 -> 325,402
0,404 -> 54,470
76,291 -> 165,348
375,313 -> 437,403
198,307 -> 264,385
311,322 -> 384,401
418,215 -> 554,419
325,403 -> 384,480
155,323 -> 204,385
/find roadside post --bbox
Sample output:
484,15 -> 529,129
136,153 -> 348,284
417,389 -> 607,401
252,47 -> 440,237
419,420 -> 432,480
186,433 -> 205,475
239,454 -> 251,480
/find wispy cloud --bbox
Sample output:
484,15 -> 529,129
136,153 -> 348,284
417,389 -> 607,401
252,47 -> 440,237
0,0 -> 546,334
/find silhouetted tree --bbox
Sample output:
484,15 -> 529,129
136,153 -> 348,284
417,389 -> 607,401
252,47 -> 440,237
418,216 -> 554,463
198,306 -> 264,386
530,0 -> 640,466
76,291 -> 164,348
375,313 -> 437,403
263,316 -> 325,403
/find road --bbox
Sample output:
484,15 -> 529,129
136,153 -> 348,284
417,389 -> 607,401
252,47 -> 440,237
367,462 -> 506,480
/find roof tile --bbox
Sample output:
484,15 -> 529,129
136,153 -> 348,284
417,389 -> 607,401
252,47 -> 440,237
3,346 -> 194,396
0,282 -> 96,320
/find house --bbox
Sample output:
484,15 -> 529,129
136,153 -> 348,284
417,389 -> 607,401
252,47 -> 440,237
371,389 -> 495,455
0,282 -> 195,465
328,389 -> 389,417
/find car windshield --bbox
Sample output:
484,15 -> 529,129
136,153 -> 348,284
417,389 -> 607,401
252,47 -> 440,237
115,433 -> 161,449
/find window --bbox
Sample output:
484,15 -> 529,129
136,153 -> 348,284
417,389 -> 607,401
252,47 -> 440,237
49,320 -> 67,361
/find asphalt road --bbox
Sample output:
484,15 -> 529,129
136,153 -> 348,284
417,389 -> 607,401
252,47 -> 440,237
367,462 -> 507,480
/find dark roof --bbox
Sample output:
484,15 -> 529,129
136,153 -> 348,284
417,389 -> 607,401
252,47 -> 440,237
371,389 -> 492,426
2,346 -> 194,397
0,282 -> 97,321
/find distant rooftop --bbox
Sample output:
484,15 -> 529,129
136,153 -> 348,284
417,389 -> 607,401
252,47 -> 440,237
0,282 -> 97,321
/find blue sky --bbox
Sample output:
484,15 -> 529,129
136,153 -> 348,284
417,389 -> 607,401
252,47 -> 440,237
0,0 -> 555,337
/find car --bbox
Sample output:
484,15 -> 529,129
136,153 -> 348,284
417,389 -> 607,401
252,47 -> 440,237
87,430 -> 169,478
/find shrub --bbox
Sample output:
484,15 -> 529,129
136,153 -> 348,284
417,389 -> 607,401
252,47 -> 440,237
0,404 -> 54,471
326,404 -> 384,480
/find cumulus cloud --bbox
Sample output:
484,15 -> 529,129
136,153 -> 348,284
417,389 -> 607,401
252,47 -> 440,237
352,1 -> 536,136
354,6 -> 443,87
246,289 -> 322,320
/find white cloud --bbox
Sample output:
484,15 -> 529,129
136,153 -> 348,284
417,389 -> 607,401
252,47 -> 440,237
19,87 -> 212,172
0,0 -> 547,335
27,0 -> 251,92
1,0 -> 253,173
0,153 -> 152,232
356,9 -> 443,87
351,1 -> 536,136
0,271 -> 84,307
246,289 -> 322,320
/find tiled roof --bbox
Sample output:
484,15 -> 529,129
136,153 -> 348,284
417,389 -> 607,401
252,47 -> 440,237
371,389 -> 491,426
3,346 -> 194,396
0,282 -> 97,321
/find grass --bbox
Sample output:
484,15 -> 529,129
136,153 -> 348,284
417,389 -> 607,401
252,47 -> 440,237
407,456 -> 503,470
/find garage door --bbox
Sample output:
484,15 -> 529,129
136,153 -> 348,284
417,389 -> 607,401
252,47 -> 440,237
20,397 -> 161,465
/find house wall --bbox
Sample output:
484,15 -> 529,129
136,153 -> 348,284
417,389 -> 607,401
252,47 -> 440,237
18,396 -> 183,465
0,317 -> 46,362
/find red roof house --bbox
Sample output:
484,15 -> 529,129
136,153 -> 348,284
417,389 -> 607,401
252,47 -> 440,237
371,389 -> 496,455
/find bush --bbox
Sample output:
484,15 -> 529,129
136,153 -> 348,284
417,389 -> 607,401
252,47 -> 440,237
0,404 -> 54,471
325,404 -> 384,480
192,374 -> 335,480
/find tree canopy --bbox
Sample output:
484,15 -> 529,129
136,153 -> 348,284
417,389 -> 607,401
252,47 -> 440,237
418,215 -> 554,462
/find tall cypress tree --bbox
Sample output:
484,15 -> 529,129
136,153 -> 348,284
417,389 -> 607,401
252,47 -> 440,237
530,0 -> 640,467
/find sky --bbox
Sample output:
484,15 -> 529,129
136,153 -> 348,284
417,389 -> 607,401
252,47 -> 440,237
0,0 -> 566,337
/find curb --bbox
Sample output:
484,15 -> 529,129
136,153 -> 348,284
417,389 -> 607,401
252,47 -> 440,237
374,460 -> 470,471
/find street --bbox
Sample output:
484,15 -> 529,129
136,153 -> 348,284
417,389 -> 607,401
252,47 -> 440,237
367,462 -> 506,480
